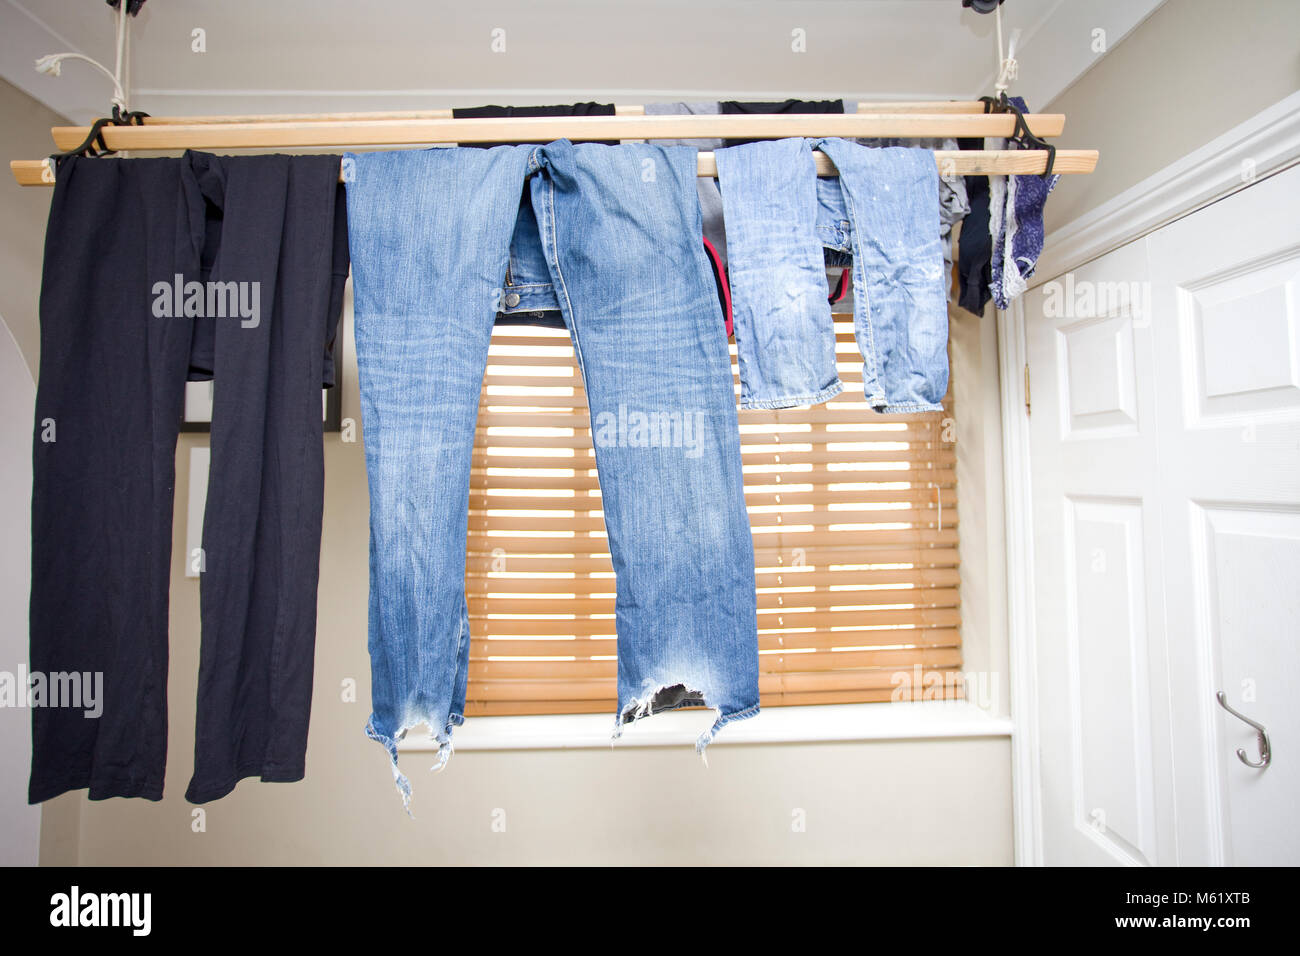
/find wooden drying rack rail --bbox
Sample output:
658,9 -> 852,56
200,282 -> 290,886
9,100 -> 1098,185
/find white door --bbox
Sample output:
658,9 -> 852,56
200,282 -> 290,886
1146,164 -> 1300,865
1022,162 -> 1300,866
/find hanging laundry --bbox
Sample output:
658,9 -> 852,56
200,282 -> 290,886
488,153 -> 733,335
716,137 -> 949,413
452,102 -> 618,329
719,98 -> 845,147
988,97 -> 1060,309
456,102 -> 731,331
956,139 -> 994,316
849,100 -> 970,298
644,101 -> 729,267
28,151 -> 348,805
452,101 -> 619,147
642,100 -> 725,150
344,139 -> 759,812
716,139 -> 841,409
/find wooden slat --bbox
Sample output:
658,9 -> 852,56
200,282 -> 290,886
751,543 -> 960,561
464,698 -> 614,716
466,528 -> 959,554
479,371 -> 903,389
470,468 -> 958,491
461,545 -> 960,574
473,488 -> 956,512
473,449 -> 954,468
469,567 -> 961,594
469,586 -> 960,616
469,628 -> 962,657
140,105 -> 649,125
464,666 -> 967,701
467,647 -> 962,679
470,628 -> 962,658
759,684 -> 964,706
471,427 -> 945,449
11,147 -> 1096,187
473,397 -> 952,420
477,422 -> 945,441
471,607 -> 959,636
47,112 -> 1066,151
469,557 -> 959,580
484,362 -> 915,384
466,509 -> 956,536
460,680 -> 965,715
104,102 -> 978,126
475,407 -> 945,428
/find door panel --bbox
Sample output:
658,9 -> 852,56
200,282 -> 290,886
1064,496 -> 1158,865
1024,239 -> 1176,866
1193,505 -> 1300,865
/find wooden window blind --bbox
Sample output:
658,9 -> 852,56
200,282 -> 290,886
465,314 -> 961,717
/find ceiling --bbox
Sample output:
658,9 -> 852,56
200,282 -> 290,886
2,0 -> 1164,124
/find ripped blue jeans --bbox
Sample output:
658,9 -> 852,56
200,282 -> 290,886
344,141 -> 760,810
715,138 -> 949,412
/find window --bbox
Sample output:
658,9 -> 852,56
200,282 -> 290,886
465,313 -> 960,716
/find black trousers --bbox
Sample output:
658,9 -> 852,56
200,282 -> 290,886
29,151 -> 348,804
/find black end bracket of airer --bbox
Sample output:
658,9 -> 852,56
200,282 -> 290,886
53,104 -> 151,161
978,91 -> 1057,179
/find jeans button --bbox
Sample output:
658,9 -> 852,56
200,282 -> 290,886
504,292 -> 521,308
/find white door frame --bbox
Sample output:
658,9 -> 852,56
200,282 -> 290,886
1000,90 -> 1300,867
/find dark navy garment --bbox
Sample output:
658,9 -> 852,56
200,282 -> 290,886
720,99 -> 845,147
957,137 -> 993,316
28,151 -> 347,805
452,102 -> 619,149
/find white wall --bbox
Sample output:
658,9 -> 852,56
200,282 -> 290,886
0,313 -> 39,866
951,300 -> 1010,718
0,78 -> 61,867
0,77 -> 61,375
1045,0 -> 1300,232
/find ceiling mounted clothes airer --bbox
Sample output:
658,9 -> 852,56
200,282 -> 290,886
8,0 -> 1098,186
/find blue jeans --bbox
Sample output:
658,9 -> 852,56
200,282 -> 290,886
344,141 -> 760,810
716,138 -> 949,412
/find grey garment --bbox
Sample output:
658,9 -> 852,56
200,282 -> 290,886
696,177 -> 728,265
644,102 -> 728,264
931,137 -> 970,289
642,101 -> 724,149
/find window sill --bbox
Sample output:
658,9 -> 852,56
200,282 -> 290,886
397,700 -> 1013,753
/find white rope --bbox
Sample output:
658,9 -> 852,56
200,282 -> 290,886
993,2 -> 1021,96
33,1 -> 131,113
113,0 -> 128,111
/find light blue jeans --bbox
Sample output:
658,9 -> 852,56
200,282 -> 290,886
344,141 -> 760,810
716,138 -> 949,412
